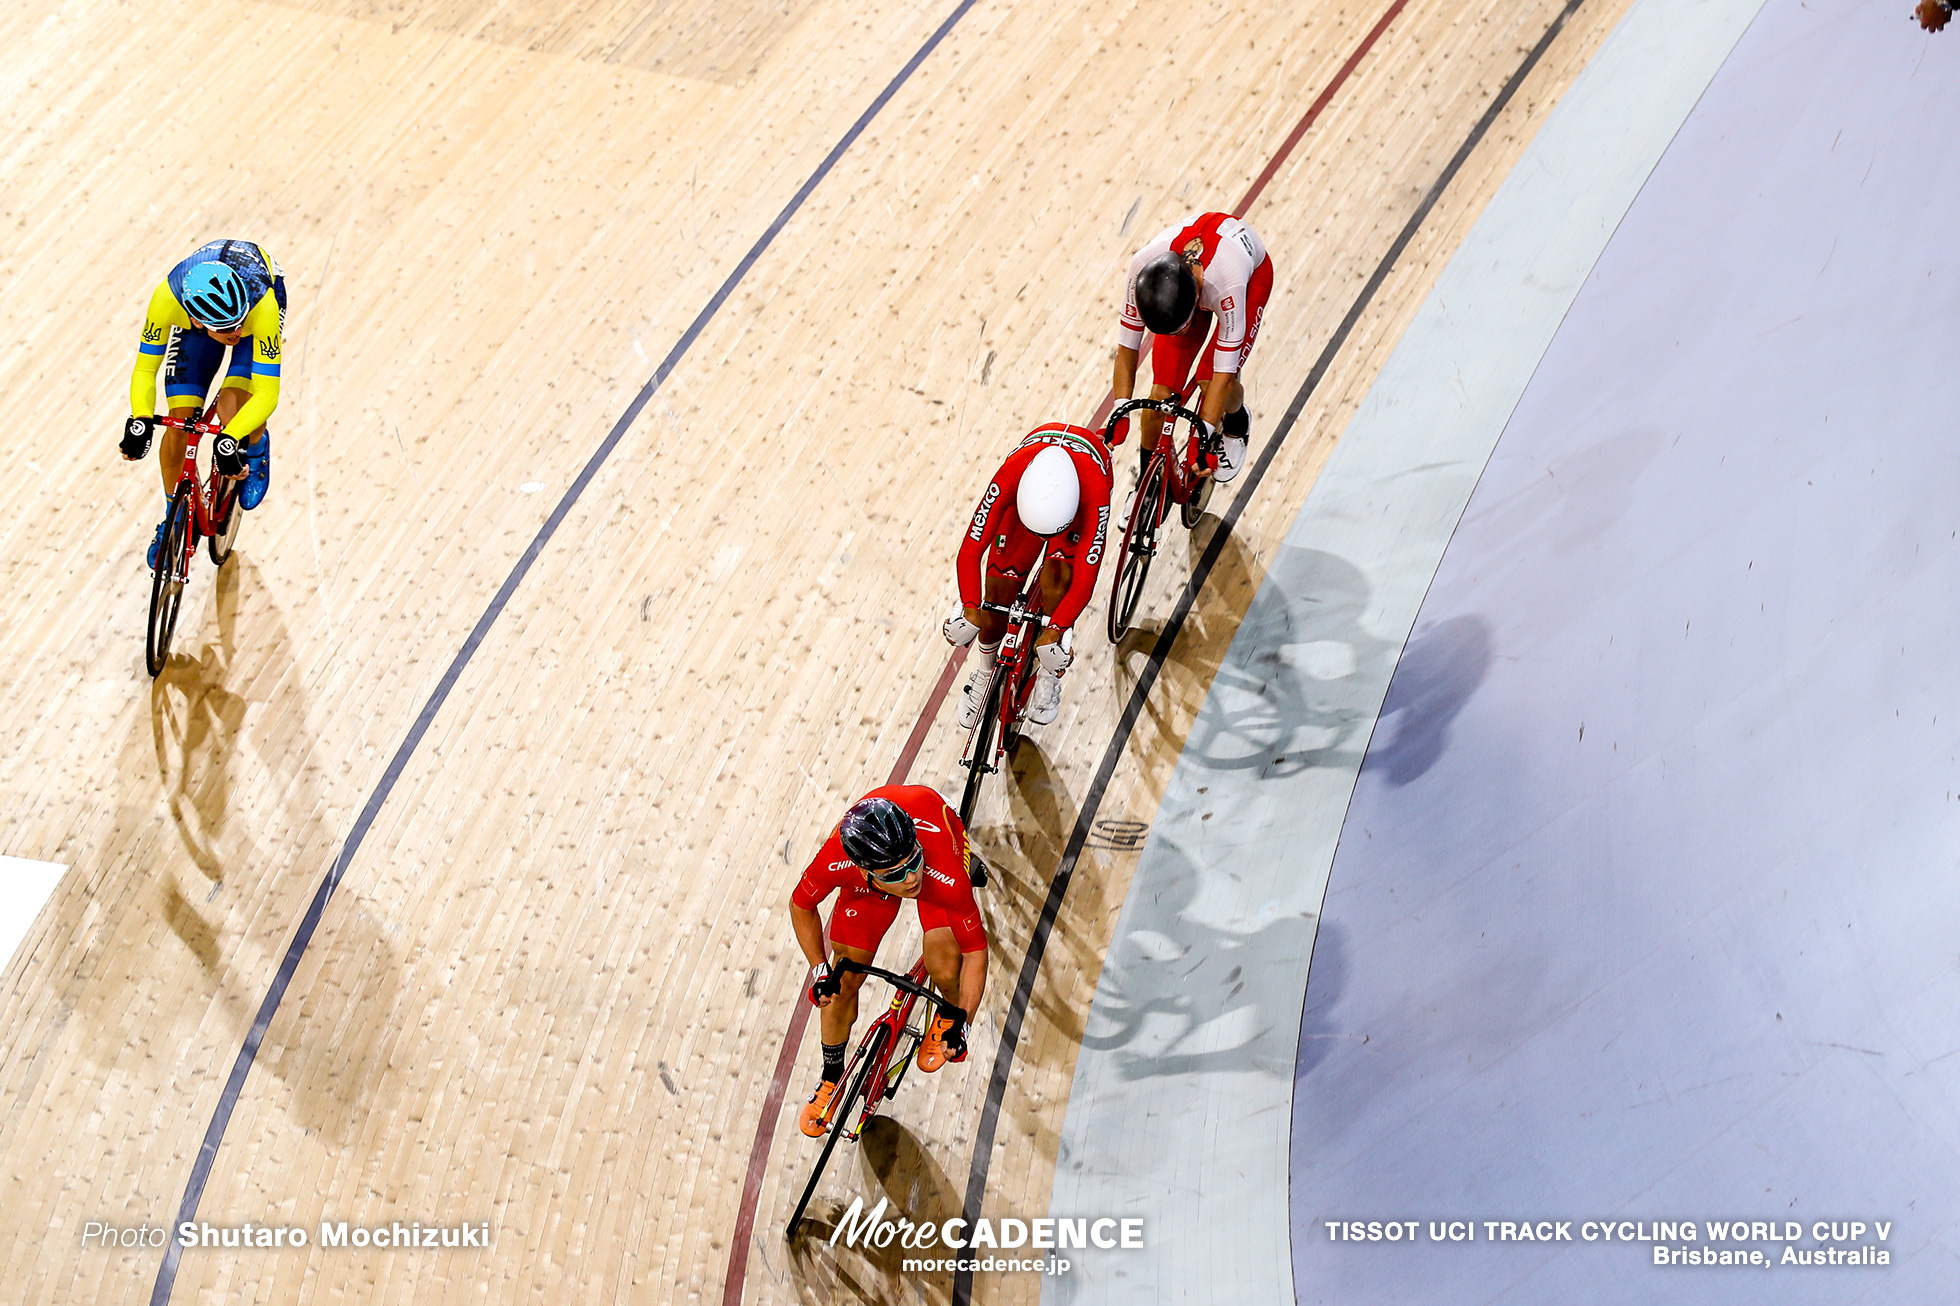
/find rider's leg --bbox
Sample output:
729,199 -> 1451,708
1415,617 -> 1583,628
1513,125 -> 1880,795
973,571 -> 1021,647
1212,261 -> 1270,486
1026,559 -> 1073,726
921,927 -> 961,1000
818,941 -> 875,1051
800,888 -> 900,1136
207,384 -> 252,432
211,379 -> 272,509
1141,313 -> 1209,479
961,549 -> 1036,728
1032,560 -> 1071,646
918,926 -> 968,1071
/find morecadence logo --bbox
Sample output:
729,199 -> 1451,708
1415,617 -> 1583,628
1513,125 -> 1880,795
829,1195 -> 1143,1275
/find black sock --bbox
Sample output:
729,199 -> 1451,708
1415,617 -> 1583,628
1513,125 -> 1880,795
1137,447 -> 1151,481
1223,406 -> 1249,438
821,1041 -> 847,1084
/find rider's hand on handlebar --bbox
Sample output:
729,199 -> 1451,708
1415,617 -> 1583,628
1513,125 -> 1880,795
212,435 -> 247,480
1035,630 -> 1073,673
807,961 -> 841,1007
121,415 -> 156,461
943,608 -> 981,646
1108,415 -> 1131,447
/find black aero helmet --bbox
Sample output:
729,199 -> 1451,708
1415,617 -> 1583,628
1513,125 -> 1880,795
1134,251 -> 1197,334
840,797 -> 923,883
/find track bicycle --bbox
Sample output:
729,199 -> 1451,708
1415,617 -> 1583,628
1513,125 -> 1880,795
957,595 -> 1051,827
1104,390 -> 1217,642
786,958 -> 943,1238
145,410 -> 244,677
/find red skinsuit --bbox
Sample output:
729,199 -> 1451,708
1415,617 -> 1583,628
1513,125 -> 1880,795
956,423 -> 1114,632
792,784 -> 986,954
1118,211 -> 1274,390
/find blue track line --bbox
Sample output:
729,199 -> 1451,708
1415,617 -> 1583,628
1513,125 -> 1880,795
150,2 -> 981,1298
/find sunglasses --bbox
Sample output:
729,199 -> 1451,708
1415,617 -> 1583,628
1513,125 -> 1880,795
862,847 -> 925,885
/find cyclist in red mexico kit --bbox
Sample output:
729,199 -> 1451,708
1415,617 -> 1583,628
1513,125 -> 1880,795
942,422 -> 1114,727
791,788 -> 989,1137
1114,211 -> 1273,486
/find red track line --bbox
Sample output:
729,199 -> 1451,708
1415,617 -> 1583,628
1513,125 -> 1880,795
722,3 -> 1406,1295
1087,0 -> 1408,433
720,648 -> 968,1305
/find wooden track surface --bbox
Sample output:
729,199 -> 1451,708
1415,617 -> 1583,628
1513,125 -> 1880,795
0,0 -> 1630,1301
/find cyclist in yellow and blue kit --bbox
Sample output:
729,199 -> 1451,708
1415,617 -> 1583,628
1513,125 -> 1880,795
120,240 -> 286,567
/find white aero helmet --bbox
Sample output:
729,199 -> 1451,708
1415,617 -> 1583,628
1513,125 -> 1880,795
1016,445 -> 1080,536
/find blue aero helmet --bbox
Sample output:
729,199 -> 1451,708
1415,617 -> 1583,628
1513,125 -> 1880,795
182,262 -> 250,330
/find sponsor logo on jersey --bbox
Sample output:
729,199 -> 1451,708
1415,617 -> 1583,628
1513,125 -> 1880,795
1018,427 -> 1111,478
915,818 -> 941,833
829,860 -> 855,873
969,482 -> 1000,542
1084,505 -> 1109,566
143,323 -> 165,344
260,335 -> 281,361
1220,296 -> 1236,313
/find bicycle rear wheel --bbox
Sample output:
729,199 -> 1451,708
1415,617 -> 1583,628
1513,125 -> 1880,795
145,483 -> 193,677
958,664 -> 1007,826
785,1023 -> 890,1239
208,480 -> 242,566
1107,451 -> 1167,641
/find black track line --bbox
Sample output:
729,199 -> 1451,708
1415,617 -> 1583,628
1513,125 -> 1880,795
949,0 -> 1590,1299
148,1 -> 983,1301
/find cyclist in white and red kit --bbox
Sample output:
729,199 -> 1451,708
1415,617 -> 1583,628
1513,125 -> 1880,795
1113,211 -> 1273,485
942,422 -> 1114,727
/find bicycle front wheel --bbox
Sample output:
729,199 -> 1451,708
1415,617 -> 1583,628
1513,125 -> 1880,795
1180,454 -> 1215,529
958,664 -> 1007,827
208,480 -> 242,566
1000,649 -> 1038,751
146,483 -> 193,677
1107,452 -> 1167,642
785,1023 -> 890,1239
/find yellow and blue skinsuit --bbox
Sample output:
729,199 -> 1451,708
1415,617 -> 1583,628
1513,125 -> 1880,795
128,239 -> 286,440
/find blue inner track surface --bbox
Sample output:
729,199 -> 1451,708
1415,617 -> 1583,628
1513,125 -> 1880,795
1293,1 -> 1960,1302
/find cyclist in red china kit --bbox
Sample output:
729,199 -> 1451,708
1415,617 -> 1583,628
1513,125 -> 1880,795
1113,211 -> 1273,487
791,787 -> 989,1136
941,422 -> 1114,727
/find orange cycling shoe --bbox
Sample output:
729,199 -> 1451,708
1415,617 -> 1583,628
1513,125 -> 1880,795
919,1013 -> 967,1073
799,1080 -> 837,1137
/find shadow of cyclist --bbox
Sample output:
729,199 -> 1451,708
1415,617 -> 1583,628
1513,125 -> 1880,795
103,552 -> 405,1151
787,1119 -> 961,1305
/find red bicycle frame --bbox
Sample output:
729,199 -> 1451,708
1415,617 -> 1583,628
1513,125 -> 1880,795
785,957 -> 939,1236
156,412 -> 237,552
829,958 -> 932,1142
957,595 -> 1050,824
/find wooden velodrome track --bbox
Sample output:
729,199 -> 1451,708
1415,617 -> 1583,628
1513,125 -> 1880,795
0,0 -> 1632,1300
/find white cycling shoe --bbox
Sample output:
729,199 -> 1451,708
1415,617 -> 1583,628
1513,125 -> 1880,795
1215,435 -> 1248,484
1025,669 -> 1063,726
958,660 -> 995,729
